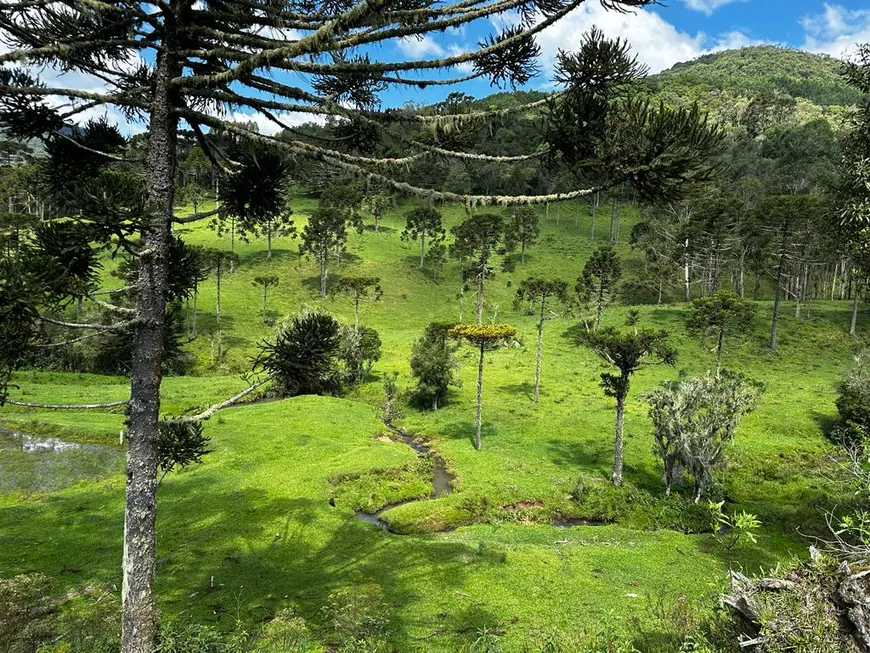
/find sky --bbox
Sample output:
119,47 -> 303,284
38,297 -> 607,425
16,1 -> 870,134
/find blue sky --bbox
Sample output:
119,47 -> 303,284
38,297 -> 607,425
23,1 -> 870,133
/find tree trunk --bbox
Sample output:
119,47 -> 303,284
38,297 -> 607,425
267,224 -> 272,259
737,248 -> 746,299
215,260 -> 222,361
753,271 -> 761,300
769,241 -> 786,351
192,288 -> 198,338
716,325 -> 724,378
122,42 -> 178,653
419,233 -> 426,269
851,277 -> 861,337
595,282 -> 604,330
475,343 -> 484,451
534,300 -> 544,403
374,212 -> 380,232
475,262 -> 485,325
320,252 -> 327,299
230,214 -> 235,272
458,268 -> 464,322
262,286 -> 267,323
590,192 -> 597,239
684,238 -> 691,302
613,390 -> 626,486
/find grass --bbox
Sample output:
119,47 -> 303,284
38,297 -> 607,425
1,194 -> 867,650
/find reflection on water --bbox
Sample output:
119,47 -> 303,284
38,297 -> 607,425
0,426 -> 124,493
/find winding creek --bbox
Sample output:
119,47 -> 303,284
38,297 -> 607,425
0,425 -> 124,494
354,422 -> 455,533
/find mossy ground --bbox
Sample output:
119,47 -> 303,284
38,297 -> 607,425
1,195 -> 865,650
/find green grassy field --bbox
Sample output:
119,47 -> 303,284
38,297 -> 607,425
1,195 -> 866,650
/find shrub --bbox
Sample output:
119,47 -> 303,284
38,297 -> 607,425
409,322 -> 459,410
0,573 -> 56,653
835,350 -> 870,446
256,310 -> 341,396
321,572 -> 391,649
338,324 -> 381,385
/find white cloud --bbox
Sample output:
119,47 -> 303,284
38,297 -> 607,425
396,35 -> 445,59
684,0 -> 743,16
535,4 -> 765,76
226,110 -> 326,136
801,3 -> 870,59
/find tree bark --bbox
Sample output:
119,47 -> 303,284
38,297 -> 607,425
475,343 -> 484,451
684,238 -> 691,302
475,260 -> 485,325
122,37 -> 178,653
769,232 -> 787,351
613,390 -> 626,486
216,260 -> 222,361
716,325 -> 724,378
534,299 -> 544,403
320,252 -> 327,299
419,233 -> 425,269
851,277 -> 861,337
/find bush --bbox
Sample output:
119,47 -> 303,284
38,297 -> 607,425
338,324 -> 381,385
410,322 -> 459,410
321,572 -> 391,650
256,310 -> 341,397
835,350 -> 870,445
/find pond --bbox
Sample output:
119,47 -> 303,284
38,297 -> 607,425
0,426 -> 125,494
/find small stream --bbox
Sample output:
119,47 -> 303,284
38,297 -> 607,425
354,423 -> 454,532
0,426 -> 124,494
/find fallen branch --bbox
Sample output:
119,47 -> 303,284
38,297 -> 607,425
168,375 -> 274,424
5,399 -> 128,409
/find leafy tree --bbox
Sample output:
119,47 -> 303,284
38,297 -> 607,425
451,213 -> 511,325
574,327 -> 677,486
333,276 -> 382,333
0,7 -> 726,648
362,191 -> 391,233
410,322 -> 460,410
338,324 -> 381,385
513,278 -> 570,402
576,246 -> 622,330
647,372 -> 763,501
300,206 -> 348,299
426,243 -> 448,283
401,206 -> 446,270
836,350 -> 870,446
686,290 -> 756,376
175,180 -> 209,216
256,311 -> 341,398
504,207 -> 540,264
252,275 -> 280,324
450,323 -> 517,450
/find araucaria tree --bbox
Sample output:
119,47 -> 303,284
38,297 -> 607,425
451,213 -> 511,325
686,290 -> 756,376
204,250 -> 239,363
505,206 -> 540,264
252,275 -> 280,324
300,206 -> 348,299
333,276 -> 382,332
513,278 -> 570,402
647,372 -> 763,501
575,327 -> 677,485
0,2 -> 723,650
450,323 -> 517,450
402,206 -> 446,270
577,246 -> 622,330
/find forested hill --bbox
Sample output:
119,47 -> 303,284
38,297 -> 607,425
649,46 -> 861,108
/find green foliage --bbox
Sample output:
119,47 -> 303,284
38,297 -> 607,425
321,572 -> 390,650
835,350 -> 870,445
648,373 -> 764,501
576,246 -> 622,329
450,323 -> 517,346
157,420 -> 211,481
708,500 -> 761,552
686,291 -> 756,371
410,322 -> 460,410
504,207 -> 540,262
256,311 -> 341,397
338,324 -> 382,385
402,206 -> 446,269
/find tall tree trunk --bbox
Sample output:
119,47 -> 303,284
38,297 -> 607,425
320,252 -> 327,299
684,238 -> 691,302
192,288 -> 198,338
851,277 -> 861,337
595,282 -> 604,330
374,212 -> 380,232
122,42 -> 178,653
534,300 -> 544,403
215,261 -> 222,361
475,343 -> 484,451
590,192 -> 597,239
475,258 -> 485,325
613,390 -> 626,486
769,240 -> 787,351
266,224 -> 272,259
419,233 -> 426,269
737,248 -> 746,299
716,325 -> 724,378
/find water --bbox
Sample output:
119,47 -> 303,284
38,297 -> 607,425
0,426 -> 124,494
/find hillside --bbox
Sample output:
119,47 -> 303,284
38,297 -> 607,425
650,46 -> 862,108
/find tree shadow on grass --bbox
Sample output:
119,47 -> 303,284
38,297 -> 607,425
238,248 -> 298,266
0,464 -> 487,650
497,381 -> 534,401
438,420 -> 495,449
545,437 -> 611,472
